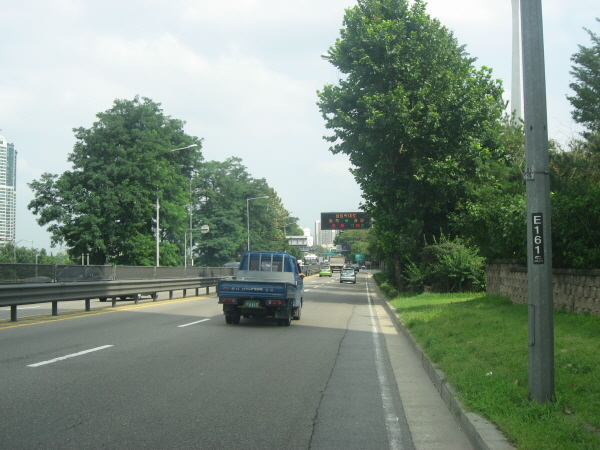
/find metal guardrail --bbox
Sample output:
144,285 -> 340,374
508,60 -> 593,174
0,276 -> 225,323
0,263 -> 237,284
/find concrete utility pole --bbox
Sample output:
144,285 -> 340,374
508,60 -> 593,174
521,0 -> 554,403
511,0 -> 523,120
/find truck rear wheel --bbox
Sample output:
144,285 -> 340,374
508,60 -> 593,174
293,306 -> 301,320
277,317 -> 291,326
277,309 -> 292,326
225,314 -> 241,324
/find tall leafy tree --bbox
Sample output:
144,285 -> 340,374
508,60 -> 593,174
568,18 -> 600,145
449,114 -> 527,261
28,96 -> 202,265
317,0 -> 505,287
543,19 -> 600,269
192,157 -> 297,266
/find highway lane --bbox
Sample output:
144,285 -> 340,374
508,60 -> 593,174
0,271 -> 473,449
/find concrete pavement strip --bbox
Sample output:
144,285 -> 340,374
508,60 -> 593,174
369,274 -> 516,450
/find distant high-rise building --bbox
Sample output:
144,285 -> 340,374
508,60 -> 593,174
314,220 -> 338,247
0,135 -> 17,246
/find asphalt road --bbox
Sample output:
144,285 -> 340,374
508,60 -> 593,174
0,272 -> 474,450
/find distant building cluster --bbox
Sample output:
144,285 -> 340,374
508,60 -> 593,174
314,220 -> 339,250
0,134 -> 17,246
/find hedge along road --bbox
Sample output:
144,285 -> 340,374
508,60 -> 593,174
0,272 -> 473,450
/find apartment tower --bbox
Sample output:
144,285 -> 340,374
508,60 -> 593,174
0,135 -> 17,246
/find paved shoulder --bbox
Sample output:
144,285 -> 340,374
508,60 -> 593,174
367,276 -> 476,450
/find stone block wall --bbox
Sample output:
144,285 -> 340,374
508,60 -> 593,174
486,260 -> 600,316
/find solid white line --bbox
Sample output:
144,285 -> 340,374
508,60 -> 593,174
178,318 -> 210,328
28,345 -> 114,367
366,282 -> 403,450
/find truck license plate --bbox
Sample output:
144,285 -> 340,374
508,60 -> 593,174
244,300 -> 260,308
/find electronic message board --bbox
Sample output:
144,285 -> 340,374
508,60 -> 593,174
320,212 -> 371,230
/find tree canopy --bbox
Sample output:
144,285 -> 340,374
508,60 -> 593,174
29,96 -> 202,265
191,157 -> 300,266
333,229 -> 372,264
568,18 -> 600,138
318,0 -> 505,287
28,96 -> 300,267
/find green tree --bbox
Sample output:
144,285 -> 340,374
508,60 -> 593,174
450,114 -> 527,261
28,96 -> 202,265
317,0 -> 505,288
545,20 -> 600,269
334,229 -> 372,263
549,138 -> 600,269
192,158 -> 296,266
568,18 -> 600,143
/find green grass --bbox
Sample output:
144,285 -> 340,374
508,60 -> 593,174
387,292 -> 600,450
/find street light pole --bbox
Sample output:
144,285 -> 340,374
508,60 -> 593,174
184,229 -> 199,268
156,195 -> 160,267
246,196 -> 269,251
14,239 -> 33,262
155,144 -> 198,267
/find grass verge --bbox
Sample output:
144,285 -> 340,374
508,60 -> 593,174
387,291 -> 600,450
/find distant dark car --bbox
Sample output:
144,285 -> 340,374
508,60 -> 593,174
57,266 -> 105,282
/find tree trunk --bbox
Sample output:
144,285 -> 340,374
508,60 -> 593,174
392,252 -> 404,292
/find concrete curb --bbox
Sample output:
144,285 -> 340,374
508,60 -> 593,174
370,276 -> 517,450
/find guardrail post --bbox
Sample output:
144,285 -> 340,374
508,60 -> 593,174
152,293 -> 158,302
169,291 -> 173,299
11,305 -> 17,322
183,289 -> 187,298
112,297 -> 117,307
85,299 -> 91,311
206,286 -> 210,295
52,302 -> 58,316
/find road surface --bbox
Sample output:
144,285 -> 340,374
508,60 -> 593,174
0,271 -> 473,449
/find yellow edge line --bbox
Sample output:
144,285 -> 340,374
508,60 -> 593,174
0,294 -> 214,330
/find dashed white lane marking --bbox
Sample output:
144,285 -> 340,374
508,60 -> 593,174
28,345 -> 114,367
178,318 -> 211,328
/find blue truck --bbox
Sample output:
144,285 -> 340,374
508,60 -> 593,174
217,251 -> 304,326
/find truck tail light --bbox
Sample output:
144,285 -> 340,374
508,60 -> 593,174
266,300 -> 283,306
221,298 -> 236,303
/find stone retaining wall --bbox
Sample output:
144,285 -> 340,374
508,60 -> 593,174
486,260 -> 600,316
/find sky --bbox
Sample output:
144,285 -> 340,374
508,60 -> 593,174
1,0 -> 598,253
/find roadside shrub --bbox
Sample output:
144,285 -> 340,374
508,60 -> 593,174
379,281 -> 399,298
373,272 -> 388,285
405,236 -> 485,293
403,260 -> 425,293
